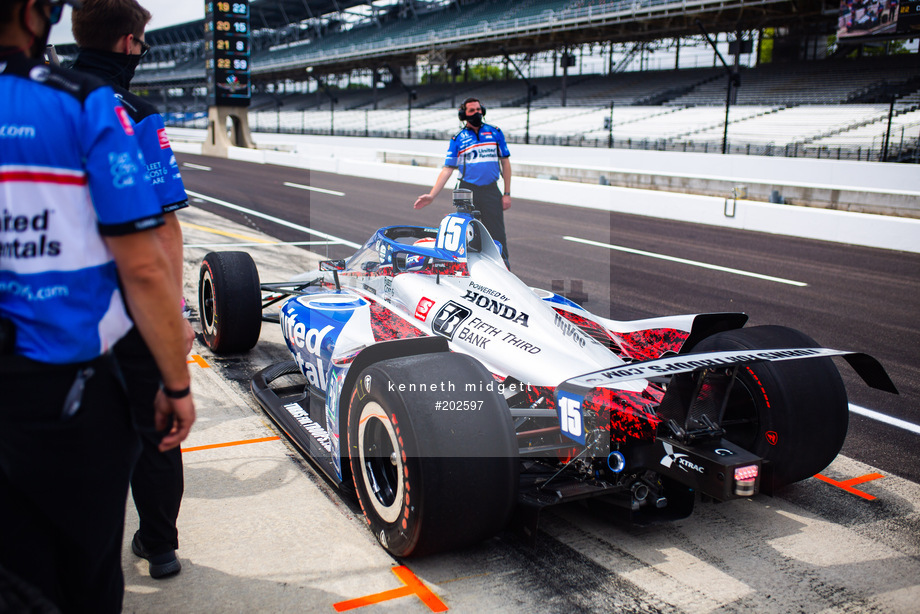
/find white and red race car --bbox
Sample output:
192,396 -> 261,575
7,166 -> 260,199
198,194 -> 896,557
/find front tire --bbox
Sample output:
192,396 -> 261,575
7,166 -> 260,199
692,325 -> 848,489
198,251 -> 262,354
347,353 -> 518,557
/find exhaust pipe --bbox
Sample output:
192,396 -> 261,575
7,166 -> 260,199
631,481 -> 649,503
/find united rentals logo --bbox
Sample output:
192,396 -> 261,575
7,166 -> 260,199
460,290 -> 529,327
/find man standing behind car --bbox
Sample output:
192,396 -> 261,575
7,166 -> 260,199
70,0 -> 193,580
413,97 -> 512,265
0,0 -> 194,611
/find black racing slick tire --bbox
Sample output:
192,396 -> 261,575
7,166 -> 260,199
693,325 -> 848,489
198,251 -> 262,354
347,353 -> 518,557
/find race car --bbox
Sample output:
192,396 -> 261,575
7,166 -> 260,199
197,190 -> 897,557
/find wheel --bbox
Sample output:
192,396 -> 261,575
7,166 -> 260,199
198,251 -> 262,353
692,325 -> 848,489
347,353 -> 518,557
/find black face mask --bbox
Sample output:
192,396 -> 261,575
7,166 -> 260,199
465,112 -> 483,127
72,49 -> 142,89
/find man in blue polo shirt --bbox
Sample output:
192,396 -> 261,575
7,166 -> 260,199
414,97 -> 512,264
0,0 -> 194,610
71,0 -> 192,581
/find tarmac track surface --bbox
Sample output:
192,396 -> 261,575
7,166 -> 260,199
176,152 -> 920,482
153,152 -> 920,613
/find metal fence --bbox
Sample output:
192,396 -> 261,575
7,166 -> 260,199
165,108 -> 920,163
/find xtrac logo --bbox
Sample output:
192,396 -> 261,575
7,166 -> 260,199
431,301 -> 471,340
660,442 -> 705,474
280,307 -> 334,391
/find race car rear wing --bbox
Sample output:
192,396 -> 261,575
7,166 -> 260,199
554,346 -> 897,457
561,347 -> 897,394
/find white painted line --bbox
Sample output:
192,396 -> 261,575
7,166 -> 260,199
185,241 -> 339,248
849,403 -> 920,436
183,163 -> 212,171
283,181 -> 345,196
563,236 -> 808,287
185,190 -> 362,249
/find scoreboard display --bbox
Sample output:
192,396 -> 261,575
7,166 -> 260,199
899,0 -> 920,33
204,1 -> 251,106
838,0 -> 920,37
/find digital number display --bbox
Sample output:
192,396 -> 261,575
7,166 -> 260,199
898,0 -> 920,32
204,0 -> 250,106
839,0 -> 920,38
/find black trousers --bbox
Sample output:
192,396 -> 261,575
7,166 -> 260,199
0,354 -> 139,614
114,327 -> 184,556
459,180 -> 510,264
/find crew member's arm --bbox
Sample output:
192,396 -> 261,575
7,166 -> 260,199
156,212 -> 194,352
106,230 -> 195,451
500,157 -> 512,210
413,165 -> 456,209
131,110 -> 196,352
80,84 -> 195,451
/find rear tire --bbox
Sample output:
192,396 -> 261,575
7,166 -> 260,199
198,251 -> 262,354
347,353 -> 518,557
692,325 -> 848,489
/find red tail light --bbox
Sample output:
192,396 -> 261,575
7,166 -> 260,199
734,464 -> 759,496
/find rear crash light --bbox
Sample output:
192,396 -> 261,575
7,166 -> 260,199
734,464 -> 759,496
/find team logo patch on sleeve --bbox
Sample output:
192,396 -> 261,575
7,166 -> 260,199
157,128 -> 170,149
114,106 -> 134,135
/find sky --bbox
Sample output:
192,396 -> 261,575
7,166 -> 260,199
49,1 -> 205,45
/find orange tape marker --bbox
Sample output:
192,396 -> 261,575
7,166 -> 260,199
333,565 -> 448,612
187,355 -> 210,368
814,472 -> 884,501
182,436 -> 280,453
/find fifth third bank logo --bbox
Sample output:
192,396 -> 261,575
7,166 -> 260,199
431,301 -> 471,340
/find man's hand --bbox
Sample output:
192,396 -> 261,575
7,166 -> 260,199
183,319 -> 195,355
502,195 -> 512,210
413,194 -> 434,209
154,389 -> 196,452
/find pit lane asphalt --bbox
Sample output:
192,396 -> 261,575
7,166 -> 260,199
173,151 -> 920,486
124,203 -> 920,613
121,199 -> 920,613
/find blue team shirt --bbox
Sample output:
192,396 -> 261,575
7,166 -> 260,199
444,123 -> 510,186
112,90 -> 188,214
0,52 -> 163,364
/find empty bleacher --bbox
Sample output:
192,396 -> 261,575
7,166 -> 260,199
146,12 -> 919,163
668,56 -> 920,106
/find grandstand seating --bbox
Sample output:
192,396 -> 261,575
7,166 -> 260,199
135,0 -> 919,162
668,56 -> 920,106
229,102 -> 918,160
809,108 -> 920,151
